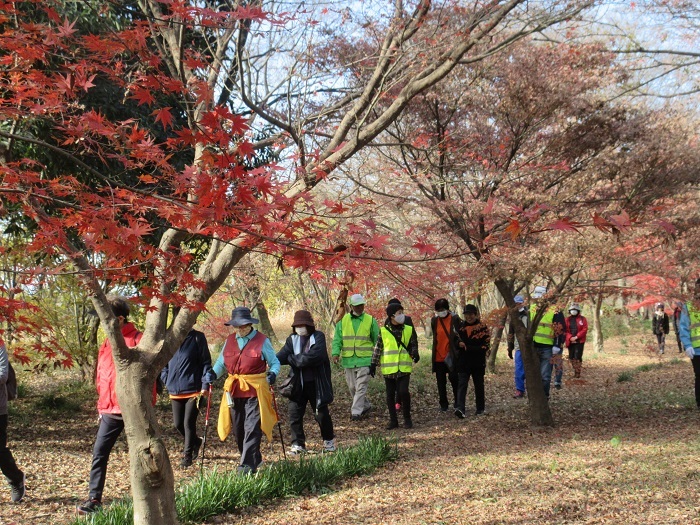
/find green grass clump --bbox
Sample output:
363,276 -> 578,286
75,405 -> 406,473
68,436 -> 398,525
617,371 -> 633,383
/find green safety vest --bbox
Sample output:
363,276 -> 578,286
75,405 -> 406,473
341,313 -> 374,358
688,303 -> 700,348
531,305 -> 555,345
379,325 -> 414,375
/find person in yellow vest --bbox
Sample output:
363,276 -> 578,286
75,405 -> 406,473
369,303 -> 420,429
332,294 -> 380,421
530,286 -> 565,398
679,278 -> 700,409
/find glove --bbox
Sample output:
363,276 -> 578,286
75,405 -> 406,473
686,346 -> 696,358
552,346 -> 562,355
507,349 -> 513,360
204,370 -> 217,383
266,371 -> 277,385
369,364 -> 376,378
413,354 -> 420,364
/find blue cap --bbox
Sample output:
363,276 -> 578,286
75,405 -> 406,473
514,295 -> 525,304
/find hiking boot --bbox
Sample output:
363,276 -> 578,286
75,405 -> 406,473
76,498 -> 101,515
454,408 -> 465,419
192,436 -> 203,460
289,443 -> 307,455
513,390 -> 525,399
554,383 -> 562,390
360,406 -> 373,417
9,473 -> 25,503
403,419 -> 413,429
439,405 -> 449,412
180,456 -> 193,468
350,414 -> 362,421
386,419 -> 399,430
322,439 -> 336,453
475,409 -> 485,416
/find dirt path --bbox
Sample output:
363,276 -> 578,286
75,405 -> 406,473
1,338 -> 698,525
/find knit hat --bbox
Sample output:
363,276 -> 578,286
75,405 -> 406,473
224,306 -> 259,326
291,310 -> 315,328
348,293 -> 366,306
435,298 -> 449,311
463,304 -> 479,315
514,295 -> 525,304
387,298 -> 402,307
386,303 -> 403,318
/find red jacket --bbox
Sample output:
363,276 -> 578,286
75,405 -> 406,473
565,314 -> 588,346
96,322 -> 143,415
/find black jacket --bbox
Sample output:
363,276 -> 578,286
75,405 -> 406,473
455,319 -> 490,369
160,330 -> 212,395
652,313 -> 670,335
277,330 -> 333,407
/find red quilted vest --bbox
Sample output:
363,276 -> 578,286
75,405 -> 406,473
223,331 -> 267,398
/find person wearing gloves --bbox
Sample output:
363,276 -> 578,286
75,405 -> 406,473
454,304 -> 490,416
652,303 -> 670,355
160,325 -> 212,468
431,298 -> 461,411
1,337 -> 25,503
276,310 -> 335,454
205,306 -> 280,475
370,303 -> 420,429
679,278 -> 700,409
332,294 -> 379,421
562,303 -> 588,381
507,295 -> 529,398
530,286 -> 565,398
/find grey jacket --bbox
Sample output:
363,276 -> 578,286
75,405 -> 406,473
0,341 -> 9,415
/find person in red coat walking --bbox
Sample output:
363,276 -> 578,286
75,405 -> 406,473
565,303 -> 588,378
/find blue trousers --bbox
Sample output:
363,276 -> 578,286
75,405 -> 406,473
514,349 -> 526,392
535,345 -> 554,397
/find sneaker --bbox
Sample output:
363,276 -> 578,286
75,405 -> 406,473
403,419 -> 413,429
9,473 -> 25,503
322,439 -> 336,453
192,436 -> 203,460
554,383 -> 562,390
289,443 -> 307,455
439,406 -> 448,412
475,409 -> 485,416
386,419 -> 399,430
360,406 -> 373,417
237,465 -> 253,476
180,456 -> 193,468
513,390 -> 525,399
76,498 -> 101,515
350,414 -> 362,421
454,408 -> 465,419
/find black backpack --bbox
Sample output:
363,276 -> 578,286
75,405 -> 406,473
6,360 -> 17,401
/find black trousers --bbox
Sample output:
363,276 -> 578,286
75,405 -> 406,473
88,414 -> 124,501
231,397 -> 262,472
288,380 -> 334,447
385,375 -> 411,422
568,343 -> 585,361
171,397 -> 200,459
0,414 -> 23,485
692,356 -> 700,408
434,361 -> 458,410
456,360 -> 486,413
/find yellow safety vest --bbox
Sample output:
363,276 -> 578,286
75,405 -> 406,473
688,303 -> 700,348
341,313 -> 374,358
531,305 -> 555,345
379,325 -> 414,375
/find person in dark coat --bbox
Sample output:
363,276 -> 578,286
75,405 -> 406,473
454,304 -> 490,417
1,337 -> 24,503
276,310 -> 335,453
160,328 -> 212,467
431,298 -> 461,412
652,303 -> 670,355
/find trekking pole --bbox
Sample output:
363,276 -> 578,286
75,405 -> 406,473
199,383 -> 213,475
269,385 -> 287,460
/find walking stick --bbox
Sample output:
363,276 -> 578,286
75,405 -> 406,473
199,383 -> 213,474
269,385 -> 287,460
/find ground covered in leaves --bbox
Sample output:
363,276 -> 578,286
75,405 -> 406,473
1,335 -> 699,525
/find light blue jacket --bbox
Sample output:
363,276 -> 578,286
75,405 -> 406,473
678,304 -> 700,355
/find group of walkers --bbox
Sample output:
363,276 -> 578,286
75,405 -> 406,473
652,301 -> 690,355
3,279 -> 700,508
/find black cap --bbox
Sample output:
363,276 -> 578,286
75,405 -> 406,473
463,304 -> 478,315
435,298 -> 449,310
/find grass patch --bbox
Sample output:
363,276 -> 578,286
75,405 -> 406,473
617,371 -> 633,383
67,435 -> 398,525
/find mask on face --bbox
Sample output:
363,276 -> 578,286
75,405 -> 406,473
393,313 -> 406,324
436,310 -> 448,318
351,307 -> 364,316
570,310 -> 579,316
236,325 -> 253,337
296,326 -> 309,336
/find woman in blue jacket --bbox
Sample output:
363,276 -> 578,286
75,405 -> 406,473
161,329 -> 212,467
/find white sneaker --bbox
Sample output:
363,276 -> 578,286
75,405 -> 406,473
289,443 -> 306,455
323,439 -> 336,453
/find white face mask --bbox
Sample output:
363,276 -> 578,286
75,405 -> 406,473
436,310 -> 448,318
393,313 -> 406,324
570,310 -> 579,316
295,326 -> 309,336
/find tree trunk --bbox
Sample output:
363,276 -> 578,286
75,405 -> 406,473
592,292 -> 604,353
494,278 -> 553,426
255,299 -> 277,344
487,312 -> 507,374
117,361 -> 178,525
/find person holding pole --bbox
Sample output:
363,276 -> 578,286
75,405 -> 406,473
160,326 -> 212,468
276,310 -> 335,454
205,307 -> 280,475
